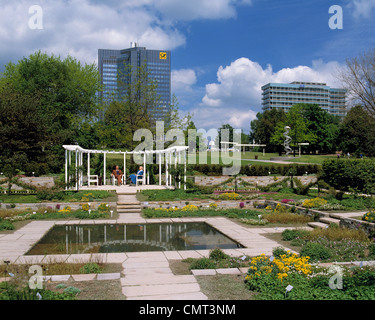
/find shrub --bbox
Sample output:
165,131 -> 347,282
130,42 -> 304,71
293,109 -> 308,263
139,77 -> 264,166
0,219 -> 14,231
209,248 -> 229,261
245,252 -> 312,285
272,246 -> 289,258
81,203 -> 90,211
79,263 -> 102,274
273,203 -> 288,213
321,159 -> 375,194
98,203 -> 110,212
58,206 -> 71,214
302,197 -> 327,209
300,242 -> 332,262
282,229 -> 307,241
209,202 -> 218,209
63,286 -> 81,295
181,204 -> 199,211
189,258 -> 217,270
218,192 -> 239,200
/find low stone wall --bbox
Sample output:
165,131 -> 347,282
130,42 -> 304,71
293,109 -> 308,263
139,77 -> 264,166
194,175 -> 317,187
0,202 -> 116,211
339,217 -> 375,236
142,199 -> 266,210
0,176 -> 56,191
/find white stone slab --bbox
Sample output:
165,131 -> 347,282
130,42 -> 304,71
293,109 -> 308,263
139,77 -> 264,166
191,269 -> 217,276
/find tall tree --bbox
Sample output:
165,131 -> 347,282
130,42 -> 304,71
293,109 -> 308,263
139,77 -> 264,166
0,84 -> 45,175
250,109 -> 286,153
338,48 -> 375,117
301,103 -> 340,153
1,51 -> 101,172
337,105 -> 375,156
271,104 -> 317,156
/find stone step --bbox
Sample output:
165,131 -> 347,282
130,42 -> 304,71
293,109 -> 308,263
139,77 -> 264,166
117,209 -> 142,213
320,217 -> 340,225
117,192 -> 137,196
308,222 -> 329,229
117,205 -> 141,209
117,202 -> 140,206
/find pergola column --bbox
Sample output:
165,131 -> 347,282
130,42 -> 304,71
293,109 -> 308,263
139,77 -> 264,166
159,152 -> 162,186
103,152 -> 106,185
123,152 -> 126,185
87,152 -> 90,186
165,152 -> 169,187
65,149 -> 68,190
75,150 -> 78,191
143,152 -> 147,185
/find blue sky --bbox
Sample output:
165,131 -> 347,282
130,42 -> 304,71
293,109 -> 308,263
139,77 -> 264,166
0,0 -> 374,132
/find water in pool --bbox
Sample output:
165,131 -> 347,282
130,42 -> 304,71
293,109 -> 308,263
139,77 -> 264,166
26,222 -> 243,255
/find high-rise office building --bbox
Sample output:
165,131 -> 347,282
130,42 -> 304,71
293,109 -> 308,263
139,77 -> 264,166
261,81 -> 347,119
98,43 -> 171,121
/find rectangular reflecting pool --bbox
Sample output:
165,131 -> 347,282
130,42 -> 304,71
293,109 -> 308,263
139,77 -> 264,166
26,223 -> 243,255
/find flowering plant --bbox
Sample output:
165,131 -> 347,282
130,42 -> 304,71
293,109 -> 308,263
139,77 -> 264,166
98,203 -> 109,212
181,204 -> 199,211
58,206 -> 71,214
302,197 -> 327,209
246,252 -> 312,283
219,192 -> 239,200
362,210 -> 375,223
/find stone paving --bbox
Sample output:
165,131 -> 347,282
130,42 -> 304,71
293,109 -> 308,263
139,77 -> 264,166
0,189 -> 306,300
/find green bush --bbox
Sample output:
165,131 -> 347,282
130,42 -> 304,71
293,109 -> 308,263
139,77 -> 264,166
321,159 -> 375,194
300,242 -> 332,262
272,246 -> 289,258
63,286 -> 81,295
0,218 -> 14,231
0,283 -> 76,300
189,258 -> 217,270
208,248 -> 229,261
281,229 -> 308,241
79,263 -> 102,274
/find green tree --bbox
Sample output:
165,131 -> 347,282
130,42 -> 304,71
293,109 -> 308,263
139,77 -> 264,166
301,103 -> 340,153
0,83 -> 45,176
250,109 -> 286,153
1,51 -> 101,172
337,105 -> 375,156
215,123 -> 238,149
271,104 -> 317,156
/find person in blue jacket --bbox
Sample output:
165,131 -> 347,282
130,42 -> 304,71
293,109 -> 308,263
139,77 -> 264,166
129,166 -> 143,185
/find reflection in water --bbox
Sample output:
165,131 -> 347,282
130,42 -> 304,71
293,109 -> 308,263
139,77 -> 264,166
26,223 -> 243,255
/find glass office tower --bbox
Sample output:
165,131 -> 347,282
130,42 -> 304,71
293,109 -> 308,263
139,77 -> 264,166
98,44 -> 171,121
261,81 -> 347,119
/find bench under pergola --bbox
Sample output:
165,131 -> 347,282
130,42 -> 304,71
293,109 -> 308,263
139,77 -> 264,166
62,145 -> 189,190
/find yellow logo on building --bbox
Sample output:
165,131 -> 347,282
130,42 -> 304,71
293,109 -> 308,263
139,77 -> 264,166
159,52 -> 167,60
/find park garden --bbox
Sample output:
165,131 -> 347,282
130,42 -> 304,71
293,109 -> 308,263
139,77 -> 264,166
1,49 -> 375,300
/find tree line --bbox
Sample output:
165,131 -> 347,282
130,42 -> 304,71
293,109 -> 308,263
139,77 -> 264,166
250,48 -> 375,157
0,51 -> 192,177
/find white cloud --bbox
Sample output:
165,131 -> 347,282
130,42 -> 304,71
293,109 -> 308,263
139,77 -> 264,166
350,0 -> 375,18
201,57 -> 343,109
196,57 -> 344,131
172,69 -> 197,91
0,0 -> 253,68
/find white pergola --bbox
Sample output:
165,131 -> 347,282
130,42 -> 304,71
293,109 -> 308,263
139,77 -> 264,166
62,145 -> 189,190
220,142 -> 267,155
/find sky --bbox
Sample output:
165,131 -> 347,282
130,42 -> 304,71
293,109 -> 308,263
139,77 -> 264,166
0,0 -> 374,133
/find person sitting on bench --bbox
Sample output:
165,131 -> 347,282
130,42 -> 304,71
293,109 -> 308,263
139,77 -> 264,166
129,166 -> 143,185
111,165 -> 123,185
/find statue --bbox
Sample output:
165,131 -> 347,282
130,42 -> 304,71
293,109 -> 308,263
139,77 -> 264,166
283,126 -> 292,156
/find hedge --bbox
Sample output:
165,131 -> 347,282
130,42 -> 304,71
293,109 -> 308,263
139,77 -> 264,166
321,159 -> 375,194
